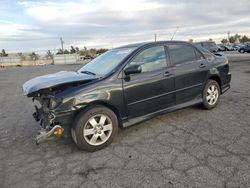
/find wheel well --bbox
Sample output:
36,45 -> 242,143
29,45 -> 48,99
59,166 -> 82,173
208,75 -> 221,90
79,101 -> 123,128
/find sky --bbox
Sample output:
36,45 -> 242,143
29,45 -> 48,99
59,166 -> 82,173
0,0 -> 250,53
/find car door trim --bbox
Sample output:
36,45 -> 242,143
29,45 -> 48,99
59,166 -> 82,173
124,97 -> 203,127
128,83 -> 202,106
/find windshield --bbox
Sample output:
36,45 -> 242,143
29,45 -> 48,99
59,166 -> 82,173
78,47 -> 135,76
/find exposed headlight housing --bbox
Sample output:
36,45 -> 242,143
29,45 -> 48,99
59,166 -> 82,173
49,97 -> 63,109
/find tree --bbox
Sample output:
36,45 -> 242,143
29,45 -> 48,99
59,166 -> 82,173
70,46 -> 76,54
56,48 -> 64,54
79,50 -> 86,56
221,38 -> 228,44
17,52 -> 25,60
234,34 -> 241,41
227,33 -> 242,43
229,36 -> 235,43
208,38 -> 213,42
96,48 -> 108,54
240,35 -> 249,43
89,48 -> 97,55
64,49 -> 69,54
79,46 -> 88,55
75,47 -> 80,54
46,50 -> 53,59
188,39 -> 193,43
30,52 -> 39,60
78,47 -> 108,56
0,49 -> 8,57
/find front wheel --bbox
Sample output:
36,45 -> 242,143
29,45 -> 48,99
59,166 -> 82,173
202,80 -> 220,109
71,105 -> 118,151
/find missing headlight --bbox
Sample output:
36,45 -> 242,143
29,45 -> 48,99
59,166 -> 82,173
49,97 -> 63,109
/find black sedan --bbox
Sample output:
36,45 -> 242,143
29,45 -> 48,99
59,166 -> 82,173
238,44 -> 250,53
23,41 -> 231,151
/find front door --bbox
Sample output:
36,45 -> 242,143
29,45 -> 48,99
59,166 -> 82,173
122,45 -> 175,118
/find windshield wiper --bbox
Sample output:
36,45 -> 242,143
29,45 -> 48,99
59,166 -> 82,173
80,71 -> 96,76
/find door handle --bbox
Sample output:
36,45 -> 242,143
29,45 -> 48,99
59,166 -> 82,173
164,71 -> 173,77
199,63 -> 206,68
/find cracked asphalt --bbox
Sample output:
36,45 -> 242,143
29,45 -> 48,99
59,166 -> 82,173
0,60 -> 250,188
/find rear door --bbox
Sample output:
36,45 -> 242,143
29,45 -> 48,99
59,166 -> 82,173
123,45 -> 175,118
167,43 -> 208,104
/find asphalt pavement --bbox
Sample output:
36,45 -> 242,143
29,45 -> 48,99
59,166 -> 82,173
0,58 -> 250,188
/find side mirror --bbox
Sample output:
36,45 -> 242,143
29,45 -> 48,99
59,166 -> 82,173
124,65 -> 142,75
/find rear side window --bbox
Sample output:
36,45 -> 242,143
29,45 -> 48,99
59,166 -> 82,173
168,44 -> 197,65
194,49 -> 204,60
203,42 -> 217,48
195,45 -> 215,62
195,43 -> 202,48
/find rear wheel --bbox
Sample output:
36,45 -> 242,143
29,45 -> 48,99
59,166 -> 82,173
71,105 -> 118,151
239,49 -> 245,53
202,80 -> 220,109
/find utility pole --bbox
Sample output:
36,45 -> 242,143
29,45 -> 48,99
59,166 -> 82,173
60,37 -> 64,54
227,31 -> 230,43
154,33 -> 157,42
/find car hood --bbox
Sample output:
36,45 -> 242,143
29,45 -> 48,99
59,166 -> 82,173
23,71 -> 98,96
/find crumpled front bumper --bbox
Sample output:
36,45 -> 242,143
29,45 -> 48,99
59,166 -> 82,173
33,105 -> 75,143
35,125 -> 63,144
33,105 -> 74,128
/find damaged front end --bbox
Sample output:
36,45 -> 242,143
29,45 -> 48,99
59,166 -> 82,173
22,71 -> 98,144
32,92 -> 68,144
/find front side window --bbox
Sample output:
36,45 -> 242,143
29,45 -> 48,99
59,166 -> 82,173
128,46 -> 167,73
168,44 -> 197,65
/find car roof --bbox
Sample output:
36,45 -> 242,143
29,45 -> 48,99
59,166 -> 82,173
115,40 -> 191,49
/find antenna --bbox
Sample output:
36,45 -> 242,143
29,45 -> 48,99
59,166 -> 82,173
171,27 -> 179,41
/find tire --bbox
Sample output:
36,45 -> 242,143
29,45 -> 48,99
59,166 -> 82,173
239,49 -> 245,53
71,105 -> 118,151
202,80 -> 220,109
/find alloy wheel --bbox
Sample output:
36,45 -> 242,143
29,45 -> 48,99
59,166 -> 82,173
83,114 -> 113,146
206,85 -> 219,105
